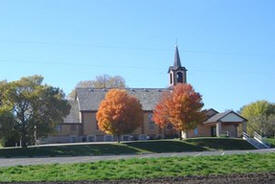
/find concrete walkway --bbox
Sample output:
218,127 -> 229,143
0,148 -> 274,167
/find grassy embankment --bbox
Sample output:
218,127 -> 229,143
0,153 -> 274,182
265,138 -> 275,148
0,138 -> 255,158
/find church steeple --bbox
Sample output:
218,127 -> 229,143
168,46 -> 187,86
174,46 -> 182,67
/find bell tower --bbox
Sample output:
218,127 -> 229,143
168,46 -> 187,86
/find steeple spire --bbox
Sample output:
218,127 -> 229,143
168,45 -> 187,86
174,46 -> 182,67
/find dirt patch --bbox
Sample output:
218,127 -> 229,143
2,172 -> 275,184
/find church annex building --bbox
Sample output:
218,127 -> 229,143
41,47 -> 247,143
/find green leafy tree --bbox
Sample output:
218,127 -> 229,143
0,80 -> 7,106
0,109 -> 19,147
0,75 -> 71,147
267,114 -> 275,137
240,100 -> 275,137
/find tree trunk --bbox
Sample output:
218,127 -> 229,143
117,135 -> 121,143
34,125 -> 37,145
21,124 -> 28,148
21,134 -> 27,148
180,130 -> 188,140
179,131 -> 183,140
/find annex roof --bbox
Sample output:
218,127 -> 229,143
204,110 -> 247,124
204,108 -> 219,118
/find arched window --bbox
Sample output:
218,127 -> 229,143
170,73 -> 172,84
176,72 -> 183,83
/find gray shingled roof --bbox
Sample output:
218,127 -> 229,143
205,110 -> 232,123
75,88 -> 169,111
63,100 -> 80,123
204,108 -> 219,118
204,110 -> 246,124
64,89 -> 246,124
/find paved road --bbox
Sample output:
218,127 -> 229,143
0,148 -> 274,167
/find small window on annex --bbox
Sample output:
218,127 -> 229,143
194,127 -> 198,136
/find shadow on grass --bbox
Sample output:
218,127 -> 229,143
0,138 -> 256,158
125,140 -> 207,153
185,138 -> 256,150
0,144 -> 139,158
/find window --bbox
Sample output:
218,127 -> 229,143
167,123 -> 173,129
88,136 -> 95,142
56,125 -> 61,132
148,113 -> 153,121
176,72 -> 183,83
170,73 -> 172,84
70,125 -> 77,132
148,113 -> 155,130
194,128 -> 198,136
149,121 -> 155,130
104,135 -> 113,141
71,136 -> 76,143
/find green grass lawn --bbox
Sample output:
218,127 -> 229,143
265,138 -> 275,148
0,153 -> 274,182
185,137 -> 255,150
0,138 -> 255,158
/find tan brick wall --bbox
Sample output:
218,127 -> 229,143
222,123 -> 238,137
57,118 -> 240,139
198,124 -> 212,137
186,124 -> 211,138
81,111 -> 163,138
57,124 -> 81,136
131,113 -> 143,135
82,112 -> 104,136
187,123 -> 241,138
143,112 -> 162,137
58,112 -> 248,139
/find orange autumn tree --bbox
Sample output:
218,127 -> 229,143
96,89 -> 143,143
153,83 -> 205,139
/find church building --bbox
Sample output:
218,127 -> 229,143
40,46 -> 247,143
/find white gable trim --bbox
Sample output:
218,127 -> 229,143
220,112 -> 245,122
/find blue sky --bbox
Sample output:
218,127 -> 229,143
0,0 -> 274,111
